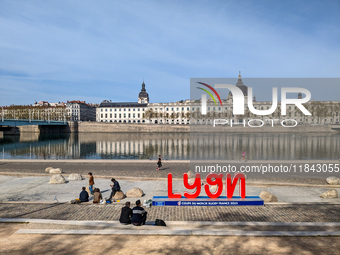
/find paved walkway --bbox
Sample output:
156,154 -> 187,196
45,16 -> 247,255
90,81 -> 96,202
0,203 -> 339,222
0,159 -> 337,184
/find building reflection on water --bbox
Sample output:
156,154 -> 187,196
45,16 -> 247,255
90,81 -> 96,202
0,132 -> 339,160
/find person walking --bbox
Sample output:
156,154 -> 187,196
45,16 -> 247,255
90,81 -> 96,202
88,172 -> 94,195
241,150 -> 246,161
156,155 -> 162,170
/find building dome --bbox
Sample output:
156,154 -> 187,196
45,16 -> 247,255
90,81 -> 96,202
138,81 -> 149,103
229,72 -> 248,97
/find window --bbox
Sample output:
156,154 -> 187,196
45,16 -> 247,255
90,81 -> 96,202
124,113 -> 126,118
133,108 -> 135,111
155,108 -> 157,110
187,107 -> 189,110
138,108 -> 140,111
128,108 -> 130,111
105,114 -> 107,118
128,113 -> 130,118
110,113 -> 112,118
110,109 -> 112,112
119,114 -> 121,118
177,108 -> 179,111
192,108 -> 194,111
119,109 -> 121,111
115,114 -> 117,118
105,109 -> 107,111
101,114 -> 103,118
124,108 -> 126,111
218,107 -> 221,110
213,107 -> 215,110
171,108 -> 174,111
208,107 -> 210,110
101,109 -> 103,112
138,113 -> 140,118
182,108 -> 184,111
133,113 -> 135,117
160,108 -> 162,110
166,108 -> 169,111
115,109 -> 117,111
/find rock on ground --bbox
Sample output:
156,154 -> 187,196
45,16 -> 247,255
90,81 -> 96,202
319,189 -> 338,198
260,190 -> 278,202
187,170 -> 195,179
45,167 -> 53,173
326,176 -> 340,185
49,174 -> 67,184
49,168 -> 62,174
126,188 -> 144,197
114,191 -> 125,200
67,174 -> 83,181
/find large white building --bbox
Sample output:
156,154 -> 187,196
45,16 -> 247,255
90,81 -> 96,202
97,75 -> 340,125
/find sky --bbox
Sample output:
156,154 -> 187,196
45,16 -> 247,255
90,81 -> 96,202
0,0 -> 339,106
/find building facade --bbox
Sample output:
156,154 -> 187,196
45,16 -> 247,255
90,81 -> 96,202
96,75 -> 340,125
66,100 -> 96,121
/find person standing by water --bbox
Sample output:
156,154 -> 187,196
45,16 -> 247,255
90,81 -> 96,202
88,172 -> 94,195
156,155 -> 162,170
241,150 -> 246,161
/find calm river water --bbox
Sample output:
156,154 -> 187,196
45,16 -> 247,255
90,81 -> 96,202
0,132 -> 339,160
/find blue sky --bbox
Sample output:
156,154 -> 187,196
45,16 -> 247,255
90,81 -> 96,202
0,0 -> 339,106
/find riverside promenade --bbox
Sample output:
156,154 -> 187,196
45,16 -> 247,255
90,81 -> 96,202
0,159 -> 339,254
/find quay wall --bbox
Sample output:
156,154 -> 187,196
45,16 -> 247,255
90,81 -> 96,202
2,122 -> 338,134
78,122 -> 338,133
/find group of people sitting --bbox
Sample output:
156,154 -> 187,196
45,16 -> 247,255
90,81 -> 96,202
119,200 -> 148,226
79,176 -> 121,203
78,174 -> 147,225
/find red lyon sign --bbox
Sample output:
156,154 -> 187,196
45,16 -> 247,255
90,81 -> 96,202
168,172 -> 246,199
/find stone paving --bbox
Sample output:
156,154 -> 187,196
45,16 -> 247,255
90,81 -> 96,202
0,203 -> 339,222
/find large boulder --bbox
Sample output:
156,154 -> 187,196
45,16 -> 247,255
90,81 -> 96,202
49,174 -> 67,184
126,188 -> 144,197
45,167 -> 53,173
49,168 -> 62,174
319,189 -> 338,198
259,191 -> 278,202
187,170 -> 195,179
326,177 -> 340,185
67,174 -> 83,181
114,191 -> 125,200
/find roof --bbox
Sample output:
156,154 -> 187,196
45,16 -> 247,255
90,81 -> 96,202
99,101 -> 147,108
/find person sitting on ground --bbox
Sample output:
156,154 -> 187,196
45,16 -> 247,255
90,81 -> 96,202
131,200 -> 147,226
93,188 -> 102,203
119,201 -> 133,224
109,178 -> 121,201
79,186 -> 89,202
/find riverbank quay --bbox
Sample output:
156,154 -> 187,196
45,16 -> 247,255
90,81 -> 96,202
15,122 -> 340,134
0,175 -> 339,203
0,159 -> 339,184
